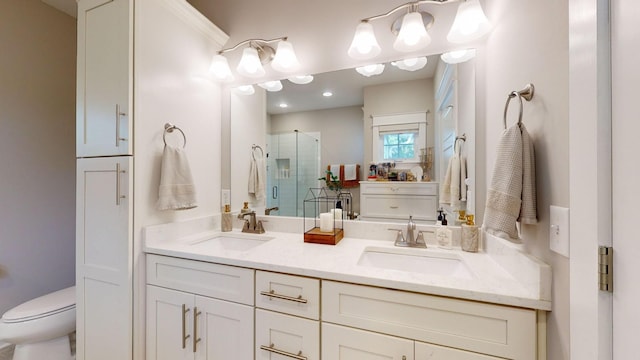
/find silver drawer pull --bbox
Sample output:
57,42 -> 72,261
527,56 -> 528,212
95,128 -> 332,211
389,205 -> 399,209
181,304 -> 191,349
260,290 -> 308,304
115,104 -> 127,146
260,344 -> 307,360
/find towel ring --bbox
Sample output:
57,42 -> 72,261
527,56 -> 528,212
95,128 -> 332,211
503,84 -> 535,129
454,134 -> 466,154
163,123 -> 186,148
252,144 -> 264,160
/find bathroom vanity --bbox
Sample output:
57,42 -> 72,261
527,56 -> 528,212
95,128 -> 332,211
359,181 -> 439,223
143,217 -> 550,360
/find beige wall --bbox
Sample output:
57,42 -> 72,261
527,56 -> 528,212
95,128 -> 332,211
481,0 -> 570,358
270,106 -> 364,211
0,0 -> 76,314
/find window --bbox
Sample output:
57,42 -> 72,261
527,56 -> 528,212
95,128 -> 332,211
372,112 -> 427,163
383,132 -> 416,160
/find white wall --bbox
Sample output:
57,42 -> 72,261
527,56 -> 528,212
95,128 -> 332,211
481,0 -> 570,358
0,0 -> 76,314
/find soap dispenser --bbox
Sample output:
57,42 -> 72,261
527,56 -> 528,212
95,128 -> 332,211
436,208 -> 444,226
461,214 -> 479,252
436,214 -> 453,249
240,201 -> 251,215
221,204 -> 233,232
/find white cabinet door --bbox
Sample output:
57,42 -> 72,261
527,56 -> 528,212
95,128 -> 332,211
256,309 -> 319,360
76,156 -> 132,360
415,341 -> 501,360
195,295 -> 253,360
147,286 -> 195,360
77,0 -> 131,157
322,323 -> 414,360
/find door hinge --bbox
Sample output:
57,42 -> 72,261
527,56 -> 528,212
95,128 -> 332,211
599,246 -> 613,292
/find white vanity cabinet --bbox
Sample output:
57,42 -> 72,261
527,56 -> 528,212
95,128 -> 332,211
255,271 -> 320,360
322,281 -> 541,360
146,255 -> 254,360
360,181 -> 438,222
77,0 -> 131,157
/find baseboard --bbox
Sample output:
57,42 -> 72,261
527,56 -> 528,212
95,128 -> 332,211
0,342 -> 14,360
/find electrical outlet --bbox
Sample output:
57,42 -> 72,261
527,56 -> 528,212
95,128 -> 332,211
550,205 -> 570,258
221,189 -> 231,206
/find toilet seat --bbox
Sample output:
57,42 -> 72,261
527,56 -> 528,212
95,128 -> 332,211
2,286 -> 75,323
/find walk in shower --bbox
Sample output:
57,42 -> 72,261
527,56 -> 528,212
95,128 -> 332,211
266,130 -> 320,217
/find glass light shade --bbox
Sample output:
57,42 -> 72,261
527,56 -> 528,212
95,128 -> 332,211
447,0 -> 491,44
393,12 -> 431,52
209,54 -> 234,82
355,63 -> 385,77
236,47 -> 266,78
271,40 -> 301,73
441,49 -> 477,64
257,80 -> 283,92
234,85 -> 255,95
391,57 -> 428,71
288,75 -> 314,85
347,22 -> 381,60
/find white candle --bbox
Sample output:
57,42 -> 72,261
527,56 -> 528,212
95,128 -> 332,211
333,208 -> 343,220
319,213 -> 333,232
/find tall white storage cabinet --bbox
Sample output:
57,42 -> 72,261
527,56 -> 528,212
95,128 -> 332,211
75,0 -> 228,359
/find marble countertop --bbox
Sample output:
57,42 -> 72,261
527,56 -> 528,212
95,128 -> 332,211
143,216 -> 552,311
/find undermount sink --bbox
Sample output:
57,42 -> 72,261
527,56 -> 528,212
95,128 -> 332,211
357,247 -> 475,279
188,233 -> 274,252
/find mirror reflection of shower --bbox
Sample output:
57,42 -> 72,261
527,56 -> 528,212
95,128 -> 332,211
266,130 -> 320,217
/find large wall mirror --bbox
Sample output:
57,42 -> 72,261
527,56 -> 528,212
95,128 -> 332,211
229,52 -> 476,223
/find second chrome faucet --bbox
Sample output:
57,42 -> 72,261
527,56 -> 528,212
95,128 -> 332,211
389,215 -> 426,248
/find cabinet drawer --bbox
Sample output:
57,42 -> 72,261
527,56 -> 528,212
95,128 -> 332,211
322,281 -> 537,360
146,254 -> 254,305
415,341 -> 502,359
322,323 -> 414,360
255,309 -> 319,360
361,194 -> 437,221
255,271 -> 320,320
361,182 -> 437,196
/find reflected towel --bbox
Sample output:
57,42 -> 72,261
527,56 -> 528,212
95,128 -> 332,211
439,154 -> 467,208
344,164 -> 357,181
329,164 -> 340,180
248,155 -> 266,201
483,123 -> 537,241
157,145 -> 197,210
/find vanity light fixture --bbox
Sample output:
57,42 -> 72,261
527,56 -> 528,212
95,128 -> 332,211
258,80 -> 284,92
348,0 -> 490,60
391,56 -> 428,71
210,37 -> 301,82
355,63 -> 385,77
288,75 -> 314,85
440,48 -> 477,64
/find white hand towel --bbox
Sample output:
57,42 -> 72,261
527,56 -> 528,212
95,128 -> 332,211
519,123 -> 537,224
329,164 -> 340,179
248,155 -> 266,201
344,164 -> 357,181
157,145 -> 197,210
483,124 -> 524,240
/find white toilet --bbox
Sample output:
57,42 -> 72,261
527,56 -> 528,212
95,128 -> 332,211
0,286 -> 75,360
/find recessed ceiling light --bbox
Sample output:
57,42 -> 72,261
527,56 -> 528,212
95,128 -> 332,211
322,91 -> 333,97
279,103 -> 289,108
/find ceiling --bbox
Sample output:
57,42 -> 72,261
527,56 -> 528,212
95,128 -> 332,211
42,0 -> 476,114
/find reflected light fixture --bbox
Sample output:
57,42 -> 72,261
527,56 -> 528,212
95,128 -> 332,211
348,0 -> 490,60
391,56 -> 428,71
441,48 -> 477,64
288,75 -> 314,85
322,91 -> 333,97
234,85 -> 255,95
355,63 -> 385,77
258,80 -> 283,92
210,37 -> 301,82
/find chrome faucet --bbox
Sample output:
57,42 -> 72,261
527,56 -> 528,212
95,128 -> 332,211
238,211 -> 265,234
388,215 -> 426,248
265,206 -> 279,215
